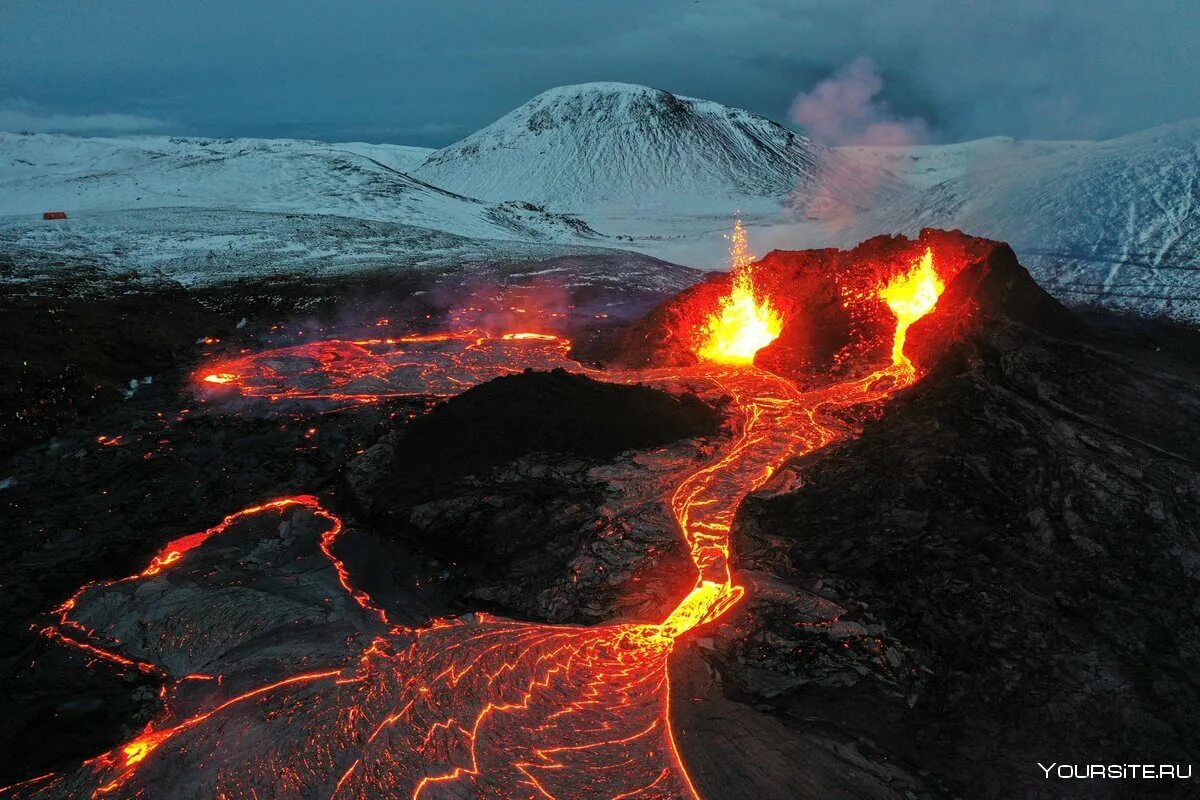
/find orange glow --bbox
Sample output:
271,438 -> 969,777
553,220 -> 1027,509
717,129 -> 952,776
658,580 -> 744,640
695,218 -> 782,365
120,736 -> 162,767
500,332 -> 558,341
879,247 -> 943,368
193,331 -> 576,402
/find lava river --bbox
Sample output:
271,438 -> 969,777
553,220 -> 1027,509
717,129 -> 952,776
8,245 -> 947,800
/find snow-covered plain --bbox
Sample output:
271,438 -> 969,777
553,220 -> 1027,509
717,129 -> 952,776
0,207 -> 611,288
2,82 -> 1198,320
0,133 -> 598,244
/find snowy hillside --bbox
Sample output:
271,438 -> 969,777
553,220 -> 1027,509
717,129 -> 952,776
844,120 -> 1200,320
411,82 -> 827,212
0,208 -> 616,288
835,137 -> 1088,189
0,132 -> 595,244
333,141 -> 433,173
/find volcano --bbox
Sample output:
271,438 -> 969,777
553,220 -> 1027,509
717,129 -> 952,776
0,230 -> 1197,800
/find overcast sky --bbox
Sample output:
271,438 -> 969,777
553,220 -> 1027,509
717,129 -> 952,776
2,0 -> 1197,147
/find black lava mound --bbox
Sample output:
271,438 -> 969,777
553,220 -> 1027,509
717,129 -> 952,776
346,368 -> 718,622
392,367 -> 717,489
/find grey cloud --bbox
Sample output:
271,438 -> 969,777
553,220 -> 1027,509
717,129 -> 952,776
0,98 -> 178,136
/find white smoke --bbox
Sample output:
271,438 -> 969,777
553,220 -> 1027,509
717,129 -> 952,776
789,57 -> 930,231
790,56 -> 929,147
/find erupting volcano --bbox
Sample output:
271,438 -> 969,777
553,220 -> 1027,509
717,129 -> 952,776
10,225 -> 959,800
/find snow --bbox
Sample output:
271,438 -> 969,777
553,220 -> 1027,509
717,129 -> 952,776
411,82 -> 828,213
333,141 -> 434,173
2,83 -> 1199,321
834,137 -> 1088,189
568,120 -> 1200,322
840,120 -> 1200,320
0,208 -> 611,287
0,132 -> 595,245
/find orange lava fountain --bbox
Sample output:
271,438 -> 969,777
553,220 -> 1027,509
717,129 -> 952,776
11,238 -> 949,800
695,217 -> 782,365
879,247 -> 943,370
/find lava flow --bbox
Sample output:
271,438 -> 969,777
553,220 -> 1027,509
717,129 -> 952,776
196,331 -> 576,403
12,230 -> 949,800
879,247 -> 943,371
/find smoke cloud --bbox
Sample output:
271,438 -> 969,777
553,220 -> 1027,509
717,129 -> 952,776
788,58 -> 930,232
789,57 -> 929,147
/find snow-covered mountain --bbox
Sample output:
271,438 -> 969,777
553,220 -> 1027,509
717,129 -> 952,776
843,119 -> 1200,320
411,82 -> 826,212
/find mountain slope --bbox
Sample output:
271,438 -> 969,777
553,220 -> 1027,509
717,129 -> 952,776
846,120 -> 1200,320
3,94 -> 1199,321
0,208 -> 617,288
0,133 -> 596,244
411,82 -> 826,212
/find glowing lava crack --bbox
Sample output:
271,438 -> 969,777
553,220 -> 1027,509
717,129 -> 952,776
8,242 -> 947,800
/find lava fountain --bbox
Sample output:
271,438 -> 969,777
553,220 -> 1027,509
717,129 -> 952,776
694,217 -> 782,365
879,247 -> 943,371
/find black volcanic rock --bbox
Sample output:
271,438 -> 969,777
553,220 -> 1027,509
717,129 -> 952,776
389,367 -> 717,489
346,368 -> 719,622
0,271 -> 229,457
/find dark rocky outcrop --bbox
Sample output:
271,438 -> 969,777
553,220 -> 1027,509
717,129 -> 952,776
386,367 -> 717,492
346,368 -> 720,622
0,268 -> 229,457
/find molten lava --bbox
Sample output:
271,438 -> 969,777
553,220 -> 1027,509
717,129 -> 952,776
193,331 -> 576,403
695,218 -> 782,365
13,240 -> 954,800
879,247 -> 944,369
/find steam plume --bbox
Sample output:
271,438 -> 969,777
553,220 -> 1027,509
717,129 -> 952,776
787,58 -> 930,231
790,56 -> 929,147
